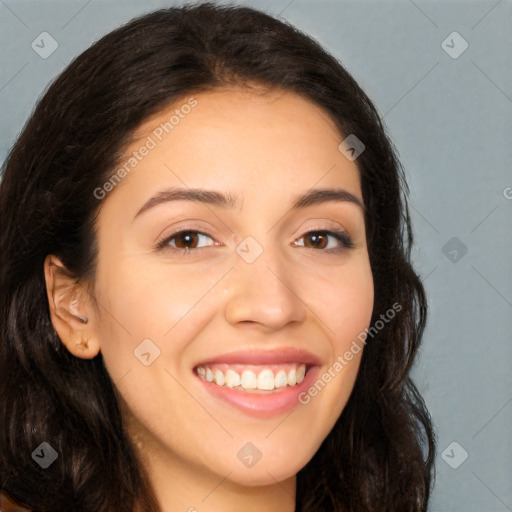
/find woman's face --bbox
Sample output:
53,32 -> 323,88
90,87 -> 373,491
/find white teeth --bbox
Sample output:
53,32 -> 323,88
275,370 -> 288,388
241,370 -> 258,389
225,369 -> 240,388
196,363 -> 308,391
214,369 -> 225,386
296,364 -> 306,384
257,369 -> 275,390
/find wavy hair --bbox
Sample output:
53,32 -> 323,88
0,2 -> 436,511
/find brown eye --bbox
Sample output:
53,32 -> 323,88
156,230 -> 216,253
303,232 -> 328,249
296,230 -> 354,251
173,231 -> 200,249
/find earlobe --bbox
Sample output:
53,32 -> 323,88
43,254 -> 101,359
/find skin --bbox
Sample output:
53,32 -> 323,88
44,86 -> 374,512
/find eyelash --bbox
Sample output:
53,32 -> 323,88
155,228 -> 354,255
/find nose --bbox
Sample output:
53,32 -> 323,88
223,242 -> 307,331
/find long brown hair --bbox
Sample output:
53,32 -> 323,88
0,3 -> 436,511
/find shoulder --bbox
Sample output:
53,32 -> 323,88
0,489 -> 33,512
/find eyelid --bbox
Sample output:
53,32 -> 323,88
155,223 -> 354,254
155,229 -> 217,251
294,227 -> 354,251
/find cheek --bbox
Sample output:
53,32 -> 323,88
92,258 -> 219,386
94,258 -> 184,336
307,257 -> 374,346
331,263 -> 374,386
101,259 -> 221,329
299,258 -> 373,420
333,274 -> 374,353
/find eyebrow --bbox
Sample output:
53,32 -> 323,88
133,186 -> 365,220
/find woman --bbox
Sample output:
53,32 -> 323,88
0,2 -> 436,511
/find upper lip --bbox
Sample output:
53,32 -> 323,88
194,347 -> 323,367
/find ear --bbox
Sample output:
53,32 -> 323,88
44,254 -> 101,359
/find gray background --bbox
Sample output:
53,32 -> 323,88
1,0 -> 511,510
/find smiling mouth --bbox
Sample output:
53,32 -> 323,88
194,363 -> 311,393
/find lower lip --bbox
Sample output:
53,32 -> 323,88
195,366 -> 320,418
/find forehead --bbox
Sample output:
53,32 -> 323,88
101,87 -> 362,214
133,85 -> 342,141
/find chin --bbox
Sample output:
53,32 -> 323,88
219,451 -> 313,487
